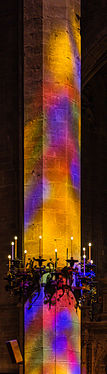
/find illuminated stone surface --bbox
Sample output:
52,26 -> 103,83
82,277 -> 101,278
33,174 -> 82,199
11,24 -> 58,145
24,0 -> 81,372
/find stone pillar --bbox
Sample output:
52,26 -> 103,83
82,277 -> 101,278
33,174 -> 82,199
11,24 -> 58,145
24,0 -> 81,372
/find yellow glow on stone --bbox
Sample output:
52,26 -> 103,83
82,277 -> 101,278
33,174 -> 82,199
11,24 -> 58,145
48,30 -> 73,84
55,364 -> 68,374
71,11 -> 81,56
24,118 -> 43,187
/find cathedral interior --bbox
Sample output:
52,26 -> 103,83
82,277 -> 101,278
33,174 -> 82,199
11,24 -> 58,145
0,0 -> 107,373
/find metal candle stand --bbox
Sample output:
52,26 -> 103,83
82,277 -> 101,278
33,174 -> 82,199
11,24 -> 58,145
5,254 -> 97,316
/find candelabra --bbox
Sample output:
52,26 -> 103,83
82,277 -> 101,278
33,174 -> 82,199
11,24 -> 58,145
5,238 -> 97,317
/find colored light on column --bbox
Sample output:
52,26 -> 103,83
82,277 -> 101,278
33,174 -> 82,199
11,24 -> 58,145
24,0 -> 81,371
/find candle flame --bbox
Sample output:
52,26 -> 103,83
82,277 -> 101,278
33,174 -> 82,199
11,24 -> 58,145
11,242 -> 14,245
89,242 -> 92,246
71,236 -> 73,240
8,255 -> 11,259
24,250 -> 27,254
83,247 -> 85,251
39,235 -> 42,239
55,248 -> 57,252
14,236 -> 18,240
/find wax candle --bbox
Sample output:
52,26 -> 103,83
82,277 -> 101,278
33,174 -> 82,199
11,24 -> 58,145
8,255 -> 11,272
14,236 -> 18,258
88,242 -> 92,262
71,236 -> 73,257
55,248 -> 57,268
39,236 -> 42,257
83,247 -> 86,276
11,241 -> 14,261
24,250 -> 27,270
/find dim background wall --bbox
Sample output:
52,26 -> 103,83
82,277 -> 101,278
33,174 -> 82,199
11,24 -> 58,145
0,1 -> 23,372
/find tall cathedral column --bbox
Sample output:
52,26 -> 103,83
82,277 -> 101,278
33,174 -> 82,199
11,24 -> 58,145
24,0 -> 81,372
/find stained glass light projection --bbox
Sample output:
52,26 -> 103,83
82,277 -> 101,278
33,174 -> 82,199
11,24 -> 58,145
24,0 -> 81,373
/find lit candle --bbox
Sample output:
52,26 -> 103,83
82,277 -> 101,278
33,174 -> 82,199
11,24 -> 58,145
11,241 -> 14,261
39,236 -> 42,257
88,242 -> 92,262
83,247 -> 86,276
8,255 -> 11,272
71,236 -> 73,257
55,248 -> 57,268
14,236 -> 18,258
24,250 -> 27,270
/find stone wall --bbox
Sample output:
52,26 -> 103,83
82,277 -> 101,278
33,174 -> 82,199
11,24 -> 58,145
0,1 -> 23,372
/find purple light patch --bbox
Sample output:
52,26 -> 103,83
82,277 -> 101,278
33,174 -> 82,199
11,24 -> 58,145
55,310 -> 72,332
70,159 -> 80,190
69,363 -> 81,374
52,335 -> 67,354
75,55 -> 81,91
47,97 -> 72,146
24,181 -> 43,229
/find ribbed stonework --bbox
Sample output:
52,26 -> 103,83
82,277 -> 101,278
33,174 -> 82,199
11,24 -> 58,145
24,0 -> 81,372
